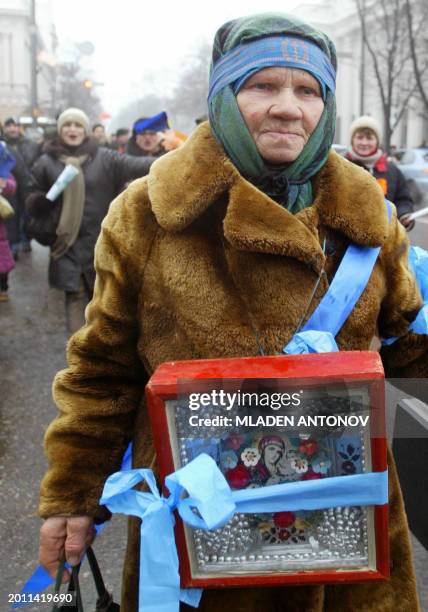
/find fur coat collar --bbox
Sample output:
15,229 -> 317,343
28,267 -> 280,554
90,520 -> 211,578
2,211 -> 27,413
148,122 -> 389,273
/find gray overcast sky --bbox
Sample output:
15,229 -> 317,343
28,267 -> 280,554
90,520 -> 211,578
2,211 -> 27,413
51,0 -> 310,117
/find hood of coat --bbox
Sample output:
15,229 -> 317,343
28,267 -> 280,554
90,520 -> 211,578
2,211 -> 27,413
148,122 -> 390,272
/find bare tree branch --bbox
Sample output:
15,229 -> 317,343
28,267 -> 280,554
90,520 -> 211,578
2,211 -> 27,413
392,84 -> 419,131
354,0 -> 419,149
405,0 -> 428,112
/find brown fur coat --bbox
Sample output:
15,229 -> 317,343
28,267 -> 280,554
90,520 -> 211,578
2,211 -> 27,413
39,123 -> 426,611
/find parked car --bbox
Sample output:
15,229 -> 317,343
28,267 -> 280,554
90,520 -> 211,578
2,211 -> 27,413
332,144 -> 347,157
389,148 -> 407,163
396,148 -> 428,204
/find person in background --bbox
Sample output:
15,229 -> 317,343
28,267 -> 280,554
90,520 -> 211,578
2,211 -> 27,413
125,113 -> 169,157
91,123 -> 107,146
111,128 -> 130,154
3,117 -> 35,252
346,116 -> 414,230
26,107 -> 156,334
37,14 -> 424,612
0,142 -> 17,301
3,116 -> 40,169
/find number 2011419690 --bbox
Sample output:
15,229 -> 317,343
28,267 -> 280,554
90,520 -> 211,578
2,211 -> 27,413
8,592 -> 75,604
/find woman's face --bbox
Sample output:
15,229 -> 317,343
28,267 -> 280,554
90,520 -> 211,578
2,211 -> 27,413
263,443 -> 284,473
236,66 -> 325,164
352,130 -> 378,156
60,121 -> 86,147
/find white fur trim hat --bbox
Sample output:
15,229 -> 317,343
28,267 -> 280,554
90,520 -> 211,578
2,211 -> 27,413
57,108 -> 90,134
350,115 -> 382,145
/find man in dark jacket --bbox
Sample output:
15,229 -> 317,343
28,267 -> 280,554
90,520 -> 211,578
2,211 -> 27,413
110,128 -> 130,154
346,115 -> 414,229
3,117 -> 40,168
125,113 -> 169,158
26,107 -> 156,333
3,117 -> 39,251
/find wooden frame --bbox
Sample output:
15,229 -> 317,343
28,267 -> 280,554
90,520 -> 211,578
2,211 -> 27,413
146,351 -> 389,588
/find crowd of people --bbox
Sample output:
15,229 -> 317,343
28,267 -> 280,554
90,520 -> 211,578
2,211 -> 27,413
0,110 -> 184,315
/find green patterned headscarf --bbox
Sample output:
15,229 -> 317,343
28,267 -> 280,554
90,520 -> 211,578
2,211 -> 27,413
208,13 -> 337,212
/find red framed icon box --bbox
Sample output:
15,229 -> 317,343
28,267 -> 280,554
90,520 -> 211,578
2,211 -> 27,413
146,351 -> 389,588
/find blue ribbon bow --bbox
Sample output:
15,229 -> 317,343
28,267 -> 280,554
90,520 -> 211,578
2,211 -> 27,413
100,453 -> 388,612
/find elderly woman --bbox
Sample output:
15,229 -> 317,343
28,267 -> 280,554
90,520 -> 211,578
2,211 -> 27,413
39,14 -> 425,612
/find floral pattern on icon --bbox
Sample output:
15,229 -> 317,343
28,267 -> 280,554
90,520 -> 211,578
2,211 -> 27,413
338,439 -> 362,476
241,447 -> 261,466
291,457 -> 309,474
311,452 -> 332,474
220,450 -> 238,471
184,430 -> 364,555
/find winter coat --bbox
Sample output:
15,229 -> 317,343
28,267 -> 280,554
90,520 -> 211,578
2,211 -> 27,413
345,152 -> 413,219
2,144 -> 30,247
39,123 -> 426,611
0,220 -> 14,274
0,174 -> 16,274
27,139 -> 154,292
4,134 -> 40,169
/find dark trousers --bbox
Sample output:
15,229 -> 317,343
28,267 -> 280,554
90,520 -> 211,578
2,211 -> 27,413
0,273 -> 8,291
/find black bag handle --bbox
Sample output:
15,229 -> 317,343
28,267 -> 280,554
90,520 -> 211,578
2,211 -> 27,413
52,547 -> 119,612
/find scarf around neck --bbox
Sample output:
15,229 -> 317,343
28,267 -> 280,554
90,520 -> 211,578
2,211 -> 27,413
47,138 -> 98,259
51,152 -> 89,260
347,148 -> 383,169
208,13 -> 337,213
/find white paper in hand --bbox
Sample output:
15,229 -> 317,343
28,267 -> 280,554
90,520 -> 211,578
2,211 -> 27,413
407,205 -> 428,222
46,164 -> 79,201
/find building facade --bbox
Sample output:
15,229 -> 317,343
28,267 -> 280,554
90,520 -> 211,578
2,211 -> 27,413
0,0 -> 53,122
292,0 -> 427,148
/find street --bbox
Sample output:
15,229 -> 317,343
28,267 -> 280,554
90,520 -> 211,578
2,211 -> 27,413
0,243 -> 126,610
1,229 -> 428,611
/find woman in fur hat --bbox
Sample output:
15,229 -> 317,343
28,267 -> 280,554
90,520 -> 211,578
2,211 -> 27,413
26,107 -> 155,333
38,14 -> 425,611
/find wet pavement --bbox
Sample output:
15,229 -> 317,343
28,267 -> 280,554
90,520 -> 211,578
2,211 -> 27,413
0,244 -> 126,610
1,241 -> 427,611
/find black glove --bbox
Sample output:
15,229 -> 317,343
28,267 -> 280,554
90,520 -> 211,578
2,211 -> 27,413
25,193 -> 62,247
25,192 -> 53,216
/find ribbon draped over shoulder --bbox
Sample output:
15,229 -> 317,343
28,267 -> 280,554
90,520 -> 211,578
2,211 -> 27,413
383,245 -> 428,345
284,199 -> 393,355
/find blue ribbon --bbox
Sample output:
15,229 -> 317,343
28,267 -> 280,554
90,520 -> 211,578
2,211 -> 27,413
283,330 -> 338,354
100,453 -> 388,612
284,200 -> 392,354
382,245 -> 428,345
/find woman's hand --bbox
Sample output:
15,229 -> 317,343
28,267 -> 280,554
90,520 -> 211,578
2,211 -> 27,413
157,130 -> 186,151
39,516 -> 96,581
399,214 -> 415,231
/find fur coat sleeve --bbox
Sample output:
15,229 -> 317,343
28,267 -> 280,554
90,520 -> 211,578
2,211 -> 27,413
379,216 -> 428,379
39,182 -> 153,517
